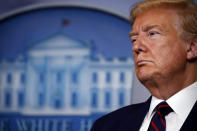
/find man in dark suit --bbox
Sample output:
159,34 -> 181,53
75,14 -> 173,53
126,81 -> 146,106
91,0 -> 197,130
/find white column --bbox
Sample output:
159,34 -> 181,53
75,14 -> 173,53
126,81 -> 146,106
12,88 -> 18,111
65,68 -> 71,110
98,88 -> 104,111
112,88 -> 118,110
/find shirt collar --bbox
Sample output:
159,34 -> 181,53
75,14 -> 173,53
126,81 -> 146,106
147,81 -> 197,121
147,96 -> 163,119
167,82 -> 197,122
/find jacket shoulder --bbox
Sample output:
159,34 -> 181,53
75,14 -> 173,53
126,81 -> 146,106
91,102 -> 147,131
99,102 -> 145,121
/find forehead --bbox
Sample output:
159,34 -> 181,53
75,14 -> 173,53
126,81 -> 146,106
132,8 -> 180,32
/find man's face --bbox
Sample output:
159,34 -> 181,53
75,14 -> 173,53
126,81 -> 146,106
130,9 -> 188,84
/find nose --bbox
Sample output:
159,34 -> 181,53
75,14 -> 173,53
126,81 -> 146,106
132,38 -> 147,55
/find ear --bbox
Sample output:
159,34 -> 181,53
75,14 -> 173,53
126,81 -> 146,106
187,38 -> 197,60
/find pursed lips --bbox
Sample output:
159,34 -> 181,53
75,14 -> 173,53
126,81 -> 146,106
136,59 -> 152,66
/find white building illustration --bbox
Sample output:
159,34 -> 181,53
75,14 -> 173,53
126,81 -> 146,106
0,32 -> 134,116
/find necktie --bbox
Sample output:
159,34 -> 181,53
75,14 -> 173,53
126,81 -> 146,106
148,101 -> 173,131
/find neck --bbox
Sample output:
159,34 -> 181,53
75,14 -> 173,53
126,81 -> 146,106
144,64 -> 197,100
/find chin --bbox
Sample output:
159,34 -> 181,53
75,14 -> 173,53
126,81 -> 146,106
138,75 -> 152,83
136,69 -> 156,84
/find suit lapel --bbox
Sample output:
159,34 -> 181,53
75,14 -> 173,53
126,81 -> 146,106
122,97 -> 151,131
180,100 -> 197,131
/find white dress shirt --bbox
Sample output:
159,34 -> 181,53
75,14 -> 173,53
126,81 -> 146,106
139,82 -> 197,131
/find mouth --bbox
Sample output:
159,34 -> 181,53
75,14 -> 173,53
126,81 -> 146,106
136,60 -> 152,66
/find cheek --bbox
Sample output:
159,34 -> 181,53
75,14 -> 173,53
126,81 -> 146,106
155,45 -> 186,69
171,48 -> 187,65
151,44 -> 175,67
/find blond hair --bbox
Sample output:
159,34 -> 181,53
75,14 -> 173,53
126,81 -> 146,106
130,0 -> 197,41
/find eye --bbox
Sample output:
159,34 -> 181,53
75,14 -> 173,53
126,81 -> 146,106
148,31 -> 159,36
130,36 -> 137,44
131,38 -> 136,43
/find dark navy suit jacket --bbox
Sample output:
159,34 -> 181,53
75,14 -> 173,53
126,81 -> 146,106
91,97 -> 197,131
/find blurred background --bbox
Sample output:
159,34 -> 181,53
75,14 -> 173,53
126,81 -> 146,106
0,0 -> 139,18
0,0 -> 155,130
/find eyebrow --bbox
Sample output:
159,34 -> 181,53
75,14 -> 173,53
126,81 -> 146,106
142,25 -> 161,32
129,25 -> 163,38
129,32 -> 138,38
